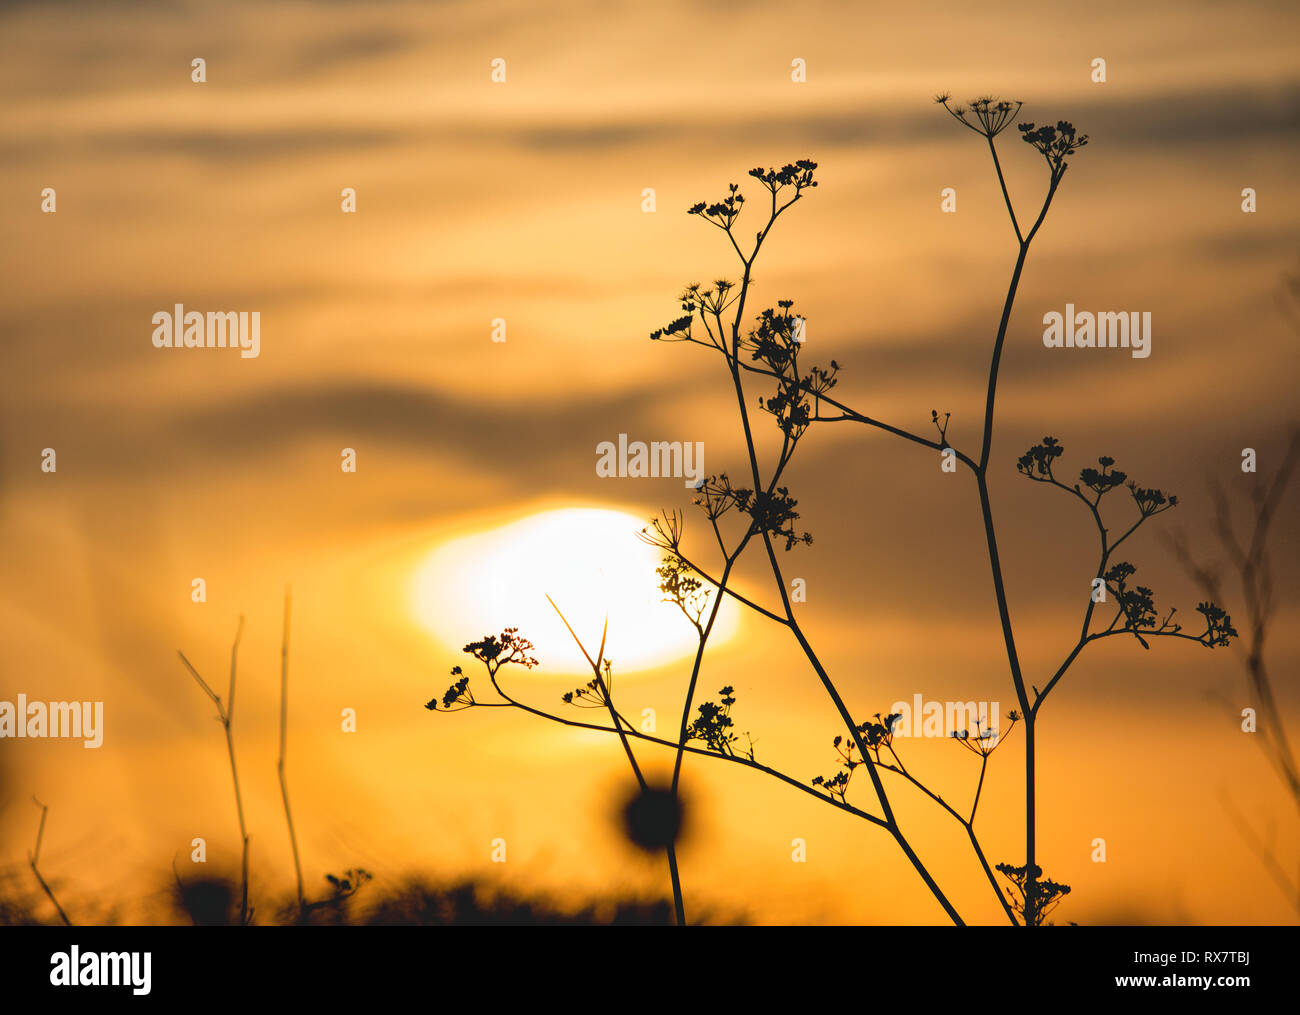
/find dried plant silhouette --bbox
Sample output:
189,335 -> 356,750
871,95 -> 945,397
0,598 -> 717,927
546,597 -> 688,920
176,596 -> 372,925
278,588 -> 306,913
1169,430 -> 1300,914
432,95 -> 1238,925
178,616 -> 252,925
1163,265 -> 1300,916
359,876 -> 738,925
27,797 -> 71,926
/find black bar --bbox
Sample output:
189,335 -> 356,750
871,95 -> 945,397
1,925 -> 1288,1002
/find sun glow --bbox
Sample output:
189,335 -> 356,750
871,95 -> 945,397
412,507 -> 736,674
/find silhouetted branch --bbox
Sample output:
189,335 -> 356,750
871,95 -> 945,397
179,615 -> 251,925
432,643 -> 892,831
1218,789 -> 1300,915
27,797 -> 71,926
278,587 -> 306,915
1168,428 -> 1300,914
664,160 -> 969,924
449,100 -> 1229,927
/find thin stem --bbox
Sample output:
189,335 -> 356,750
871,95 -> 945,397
717,192 -> 966,925
179,615 -> 250,925
225,617 -> 249,926
480,666 -> 890,830
682,337 -> 980,472
671,549 -> 788,625
978,244 -> 1029,474
546,601 -> 682,924
987,137 -> 1022,243
1219,790 -> 1300,916
665,844 -> 685,925
875,760 -> 1017,926
28,797 -> 72,926
278,587 -> 305,916
969,166 -> 1062,922
546,599 -> 647,791
667,569 -> 731,894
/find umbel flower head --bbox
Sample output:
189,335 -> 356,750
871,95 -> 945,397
1018,119 -> 1089,175
935,94 -> 1023,138
995,862 -> 1072,925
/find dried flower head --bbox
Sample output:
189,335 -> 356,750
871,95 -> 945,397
938,94 -> 1023,138
1018,119 -> 1089,175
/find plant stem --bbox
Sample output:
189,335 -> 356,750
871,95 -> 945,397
225,617 -> 250,926
179,615 -> 250,925
28,798 -> 72,926
278,587 -> 305,917
718,199 -> 965,925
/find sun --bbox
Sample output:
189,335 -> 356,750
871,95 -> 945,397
412,507 -> 735,675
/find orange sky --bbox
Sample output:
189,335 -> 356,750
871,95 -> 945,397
1,0 -> 1298,924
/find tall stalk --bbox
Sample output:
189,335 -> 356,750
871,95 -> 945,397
278,588 -> 306,916
179,616 -> 251,925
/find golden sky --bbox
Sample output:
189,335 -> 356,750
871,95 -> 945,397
1,0 -> 1298,924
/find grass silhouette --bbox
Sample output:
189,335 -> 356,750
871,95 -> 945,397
0,868 -> 706,927
0,595 -> 716,928
26,797 -> 71,926
173,593 -> 375,925
178,616 -> 252,924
